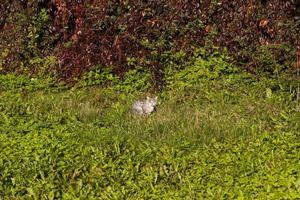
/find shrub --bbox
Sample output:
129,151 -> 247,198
253,44 -> 297,76
79,63 -> 152,94
1,1 -> 299,82
79,65 -> 118,87
167,48 -> 238,89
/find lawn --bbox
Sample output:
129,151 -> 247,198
1,67 -> 300,199
1,1 -> 299,198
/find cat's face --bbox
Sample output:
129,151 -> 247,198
146,96 -> 158,106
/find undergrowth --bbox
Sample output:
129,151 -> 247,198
0,49 -> 300,199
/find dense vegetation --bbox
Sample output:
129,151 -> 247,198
1,0 -> 300,199
1,0 -> 299,83
1,48 -> 300,198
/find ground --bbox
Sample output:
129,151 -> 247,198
1,67 -> 300,198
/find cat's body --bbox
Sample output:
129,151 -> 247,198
132,96 -> 158,115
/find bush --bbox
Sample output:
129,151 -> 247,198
167,48 -> 238,89
253,44 -> 297,76
79,64 -> 152,94
1,1 -> 299,82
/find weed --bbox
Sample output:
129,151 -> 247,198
1,48 -> 300,198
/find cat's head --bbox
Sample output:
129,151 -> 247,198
146,96 -> 158,106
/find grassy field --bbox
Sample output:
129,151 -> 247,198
1,56 -> 300,199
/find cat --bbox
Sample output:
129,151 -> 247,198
132,96 -> 158,115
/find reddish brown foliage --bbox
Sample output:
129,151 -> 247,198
0,0 -> 299,82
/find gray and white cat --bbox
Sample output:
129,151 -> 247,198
132,96 -> 158,115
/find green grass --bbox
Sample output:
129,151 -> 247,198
1,70 -> 300,199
